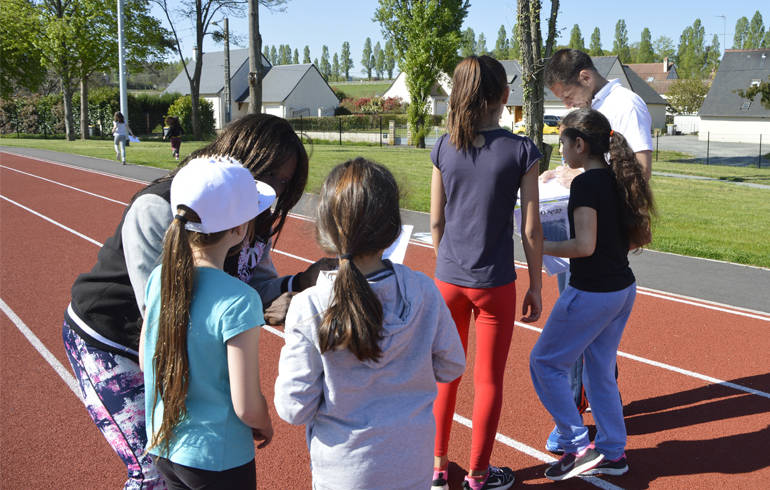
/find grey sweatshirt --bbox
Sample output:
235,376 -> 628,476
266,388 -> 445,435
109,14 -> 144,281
274,263 -> 466,490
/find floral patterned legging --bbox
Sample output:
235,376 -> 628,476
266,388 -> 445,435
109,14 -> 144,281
62,322 -> 166,490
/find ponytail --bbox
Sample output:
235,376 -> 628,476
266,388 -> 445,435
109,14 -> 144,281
315,158 -> 401,362
319,256 -> 384,361
447,55 -> 508,152
608,132 -> 655,248
147,208 -> 228,454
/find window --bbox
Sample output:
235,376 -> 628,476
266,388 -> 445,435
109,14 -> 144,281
647,76 -> 655,82
740,100 -> 751,111
751,79 -> 761,87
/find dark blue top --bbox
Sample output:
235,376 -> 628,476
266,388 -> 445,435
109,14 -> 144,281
431,130 -> 541,288
568,167 -> 635,292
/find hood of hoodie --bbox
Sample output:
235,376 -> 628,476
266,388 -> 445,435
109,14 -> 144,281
314,262 -> 418,369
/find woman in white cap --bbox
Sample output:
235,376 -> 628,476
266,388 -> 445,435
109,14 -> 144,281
139,156 -> 275,488
61,114 -> 331,488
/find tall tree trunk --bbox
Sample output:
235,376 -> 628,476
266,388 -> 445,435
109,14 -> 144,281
80,76 -> 89,140
61,76 -> 75,141
248,0 -> 262,113
191,83 -> 201,139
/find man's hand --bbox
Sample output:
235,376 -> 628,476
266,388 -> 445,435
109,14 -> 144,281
264,292 -> 296,326
294,257 -> 339,291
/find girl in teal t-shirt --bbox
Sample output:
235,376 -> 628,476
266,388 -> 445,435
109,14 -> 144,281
140,156 -> 276,488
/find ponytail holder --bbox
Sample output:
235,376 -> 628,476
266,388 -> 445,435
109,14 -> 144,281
339,253 -> 353,261
174,214 -> 188,224
609,130 -> 614,137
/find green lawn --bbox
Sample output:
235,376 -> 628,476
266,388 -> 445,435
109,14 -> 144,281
2,137 -> 769,268
329,82 -> 393,99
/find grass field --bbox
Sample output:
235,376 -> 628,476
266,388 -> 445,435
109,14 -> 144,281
329,82 -> 393,99
2,137 -> 769,268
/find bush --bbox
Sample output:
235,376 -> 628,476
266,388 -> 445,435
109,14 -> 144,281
338,96 -> 405,115
167,95 -> 215,136
287,113 -> 443,132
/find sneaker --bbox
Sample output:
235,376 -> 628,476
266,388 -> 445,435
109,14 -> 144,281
584,453 -> 628,476
431,469 -> 448,490
544,447 -> 604,481
462,465 -> 515,490
545,425 -> 564,454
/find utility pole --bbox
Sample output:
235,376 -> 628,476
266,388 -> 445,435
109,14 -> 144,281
223,17 -> 231,123
248,0 -> 262,113
117,0 -> 128,126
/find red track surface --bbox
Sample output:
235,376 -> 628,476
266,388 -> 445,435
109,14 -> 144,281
2,152 -> 769,489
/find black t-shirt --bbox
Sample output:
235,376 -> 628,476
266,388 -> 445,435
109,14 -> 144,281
568,167 -> 635,292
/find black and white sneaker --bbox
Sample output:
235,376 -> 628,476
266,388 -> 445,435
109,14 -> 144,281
584,453 -> 629,476
544,447 -> 604,481
431,469 -> 448,490
462,465 -> 515,490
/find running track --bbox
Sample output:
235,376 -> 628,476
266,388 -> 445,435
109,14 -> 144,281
2,152 -> 769,489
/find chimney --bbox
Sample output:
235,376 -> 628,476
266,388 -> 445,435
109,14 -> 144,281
193,46 -> 198,59
663,57 -> 668,73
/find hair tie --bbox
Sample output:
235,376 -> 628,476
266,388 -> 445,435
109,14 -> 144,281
609,130 -> 614,137
340,253 -> 353,261
174,214 -> 188,224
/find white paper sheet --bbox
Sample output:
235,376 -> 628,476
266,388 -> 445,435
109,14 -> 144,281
382,225 -> 413,264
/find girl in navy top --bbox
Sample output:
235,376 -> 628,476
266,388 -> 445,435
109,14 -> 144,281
530,108 -> 654,481
430,55 -> 543,490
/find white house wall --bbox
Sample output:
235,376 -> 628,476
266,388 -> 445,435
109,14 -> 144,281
283,69 -> 339,117
648,104 -> 666,132
262,104 -> 285,118
699,117 -> 770,143
204,96 -> 223,129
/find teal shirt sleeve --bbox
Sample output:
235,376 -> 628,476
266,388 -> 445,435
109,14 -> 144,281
220,287 -> 264,342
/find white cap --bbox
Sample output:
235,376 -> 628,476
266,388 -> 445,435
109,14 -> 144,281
170,156 -> 276,234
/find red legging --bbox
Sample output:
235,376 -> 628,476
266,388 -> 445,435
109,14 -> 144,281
433,278 -> 517,472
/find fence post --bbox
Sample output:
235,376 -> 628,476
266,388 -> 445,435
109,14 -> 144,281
339,117 -> 342,146
379,117 -> 382,147
706,132 -> 710,165
655,133 -> 659,161
299,115 -> 303,137
759,134 -> 763,168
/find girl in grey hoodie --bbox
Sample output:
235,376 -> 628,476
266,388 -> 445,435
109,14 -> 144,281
274,158 -> 466,490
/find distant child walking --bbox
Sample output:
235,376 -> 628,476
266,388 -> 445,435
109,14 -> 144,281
139,156 -> 276,488
430,55 -> 543,490
112,111 -> 134,165
529,108 -> 655,481
163,116 -> 184,160
274,158 -> 466,490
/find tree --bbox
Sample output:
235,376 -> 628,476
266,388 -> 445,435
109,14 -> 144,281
263,45 -> 270,61
589,27 -> 603,56
0,0 -> 46,98
667,78 -> 710,114
745,11 -> 765,49
341,41 -> 353,79
636,28 -> 655,63
705,34 -> 721,77
332,53 -> 340,80
733,16 -> 749,49
383,39 -> 396,79
374,41 -> 384,78
568,24 -> 584,51
518,0 -> 559,172
293,48 -> 299,64
460,28 -> 476,57
738,77 -> 770,109
613,19 -> 630,62
653,35 -> 675,61
320,45 -> 331,80
375,0 -> 469,148
361,37 -> 374,79
303,45 -> 311,63
270,46 -> 278,64
677,18 -> 706,79
476,33 -> 488,55
494,24 -> 509,59
509,24 -> 520,59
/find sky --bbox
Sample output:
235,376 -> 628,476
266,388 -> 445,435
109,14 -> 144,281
161,0 -> 770,75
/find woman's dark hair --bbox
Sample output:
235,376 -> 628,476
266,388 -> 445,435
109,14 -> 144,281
544,48 -> 597,88
147,207 -> 229,455
447,55 -> 508,152
315,158 -> 401,362
114,112 -> 125,123
142,113 -> 308,240
560,108 -> 655,247
165,116 -> 179,127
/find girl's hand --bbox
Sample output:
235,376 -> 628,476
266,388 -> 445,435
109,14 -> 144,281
252,419 -> 274,449
520,288 -> 542,323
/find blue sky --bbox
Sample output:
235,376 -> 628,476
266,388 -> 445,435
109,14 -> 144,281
166,0 -> 769,75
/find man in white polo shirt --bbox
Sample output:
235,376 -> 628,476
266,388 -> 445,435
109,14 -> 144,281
536,49 -> 653,475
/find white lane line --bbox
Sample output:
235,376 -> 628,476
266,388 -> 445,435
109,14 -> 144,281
0,299 -> 81,398
0,150 -> 148,184
7,176 -> 769,400
272,248 -> 314,264
1,195 -> 103,247
1,165 -> 129,206
514,322 -> 770,400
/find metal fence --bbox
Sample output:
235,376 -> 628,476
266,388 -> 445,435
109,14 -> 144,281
653,132 -> 769,168
287,115 -> 445,147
